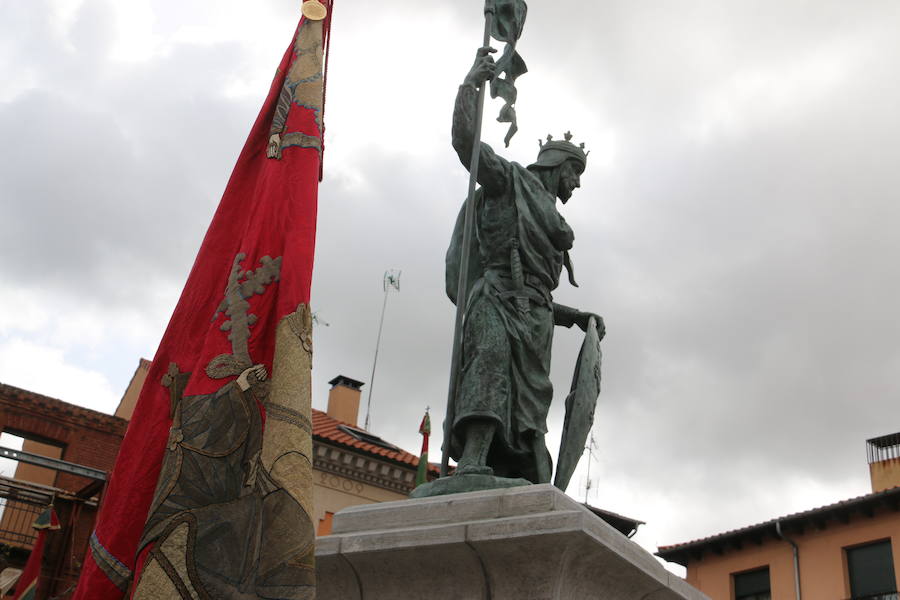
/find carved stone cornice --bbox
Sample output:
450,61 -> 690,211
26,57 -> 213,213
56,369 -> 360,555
313,441 -> 415,494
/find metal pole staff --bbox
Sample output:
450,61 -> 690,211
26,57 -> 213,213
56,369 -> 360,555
441,5 -> 494,477
365,270 -> 399,431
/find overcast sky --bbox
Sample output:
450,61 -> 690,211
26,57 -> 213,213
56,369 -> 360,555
3,0 -> 900,570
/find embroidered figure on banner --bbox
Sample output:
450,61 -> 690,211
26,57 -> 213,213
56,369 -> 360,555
267,15 -> 327,161
132,253 -> 316,600
206,252 -> 281,380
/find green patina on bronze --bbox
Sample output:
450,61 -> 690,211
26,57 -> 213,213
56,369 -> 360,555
486,0 -> 528,147
415,44 -> 605,499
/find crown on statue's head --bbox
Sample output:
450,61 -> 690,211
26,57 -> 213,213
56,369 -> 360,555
533,131 -> 589,170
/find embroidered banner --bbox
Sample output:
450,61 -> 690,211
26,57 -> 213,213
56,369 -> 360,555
72,4 -> 332,598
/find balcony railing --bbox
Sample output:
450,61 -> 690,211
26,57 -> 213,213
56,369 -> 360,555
0,477 -> 55,550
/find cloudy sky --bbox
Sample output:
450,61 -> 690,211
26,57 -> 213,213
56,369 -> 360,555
3,0 -> 900,570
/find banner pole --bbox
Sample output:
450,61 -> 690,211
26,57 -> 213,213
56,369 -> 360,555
441,5 -> 494,477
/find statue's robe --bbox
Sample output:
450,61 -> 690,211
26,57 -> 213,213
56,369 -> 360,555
446,155 -> 574,483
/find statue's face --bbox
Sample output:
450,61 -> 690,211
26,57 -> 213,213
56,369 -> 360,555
557,159 -> 584,203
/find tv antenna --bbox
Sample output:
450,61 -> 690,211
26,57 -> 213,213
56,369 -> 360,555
584,432 -> 598,504
364,269 -> 401,431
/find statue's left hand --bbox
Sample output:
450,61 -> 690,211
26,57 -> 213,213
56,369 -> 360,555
576,312 -> 606,341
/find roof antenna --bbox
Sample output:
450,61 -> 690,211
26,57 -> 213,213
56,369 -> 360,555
584,432 -> 598,504
364,269 -> 401,431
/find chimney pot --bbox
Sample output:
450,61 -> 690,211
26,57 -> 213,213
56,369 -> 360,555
327,375 -> 364,427
866,432 -> 900,493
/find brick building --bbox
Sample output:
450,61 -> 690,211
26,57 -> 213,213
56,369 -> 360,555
0,382 -> 127,597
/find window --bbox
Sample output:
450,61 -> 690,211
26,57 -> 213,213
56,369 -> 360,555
734,566 -> 771,600
336,424 -> 400,451
847,540 -> 898,600
0,431 -> 65,486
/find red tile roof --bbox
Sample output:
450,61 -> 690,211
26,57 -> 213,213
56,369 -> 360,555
312,409 -> 439,475
657,485 -> 900,566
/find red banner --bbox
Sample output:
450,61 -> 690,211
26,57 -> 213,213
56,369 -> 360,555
73,5 -> 332,597
13,506 -> 59,600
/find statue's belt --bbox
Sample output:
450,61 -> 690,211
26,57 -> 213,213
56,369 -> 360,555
483,269 -> 552,307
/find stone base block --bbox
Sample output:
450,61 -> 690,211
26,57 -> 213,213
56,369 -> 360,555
316,483 -> 707,600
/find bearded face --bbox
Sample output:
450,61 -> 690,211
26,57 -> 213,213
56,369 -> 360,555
557,159 -> 584,203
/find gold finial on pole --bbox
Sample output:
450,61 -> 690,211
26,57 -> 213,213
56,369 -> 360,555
302,0 -> 327,21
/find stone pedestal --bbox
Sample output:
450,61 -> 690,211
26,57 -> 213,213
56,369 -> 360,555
316,484 -> 707,600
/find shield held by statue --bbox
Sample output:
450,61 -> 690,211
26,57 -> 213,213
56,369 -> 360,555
554,316 -> 602,492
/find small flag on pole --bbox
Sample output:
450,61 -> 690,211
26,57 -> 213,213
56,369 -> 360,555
13,506 -> 60,600
415,410 -> 432,487
487,0 -> 528,146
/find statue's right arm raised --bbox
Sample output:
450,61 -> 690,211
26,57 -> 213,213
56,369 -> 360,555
452,47 -> 508,197
447,47 -> 513,304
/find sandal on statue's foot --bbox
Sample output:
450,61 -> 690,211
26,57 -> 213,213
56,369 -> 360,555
454,463 -> 494,477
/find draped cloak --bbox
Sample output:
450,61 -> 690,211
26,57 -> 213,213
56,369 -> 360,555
446,159 -> 573,483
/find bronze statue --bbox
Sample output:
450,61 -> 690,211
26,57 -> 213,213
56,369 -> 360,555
414,48 -> 605,497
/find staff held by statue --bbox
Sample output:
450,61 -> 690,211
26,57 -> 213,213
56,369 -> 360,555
442,0 -> 529,477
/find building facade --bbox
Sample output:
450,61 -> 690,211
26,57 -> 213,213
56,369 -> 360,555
657,434 -> 900,600
309,375 -> 439,534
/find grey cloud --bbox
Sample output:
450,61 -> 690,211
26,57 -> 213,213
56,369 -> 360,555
3,0 -> 900,554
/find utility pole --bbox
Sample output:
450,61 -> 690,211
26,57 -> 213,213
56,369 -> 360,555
364,269 -> 400,431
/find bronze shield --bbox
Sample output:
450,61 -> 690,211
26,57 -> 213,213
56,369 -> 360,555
553,316 -> 602,492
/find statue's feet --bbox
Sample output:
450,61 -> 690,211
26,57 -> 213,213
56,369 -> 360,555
454,462 -> 494,477
409,470 -> 530,498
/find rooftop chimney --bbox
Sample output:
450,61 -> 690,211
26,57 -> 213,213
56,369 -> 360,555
866,433 -> 900,493
327,375 -> 364,427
